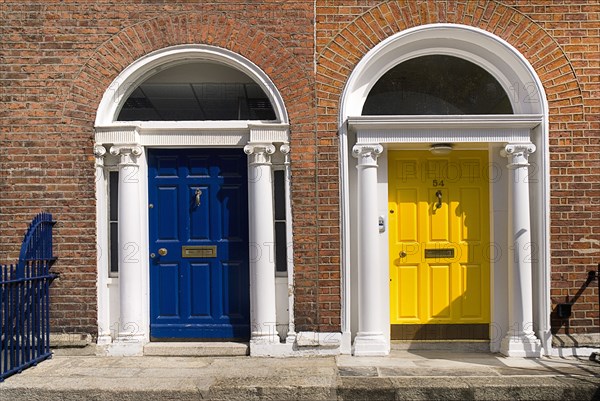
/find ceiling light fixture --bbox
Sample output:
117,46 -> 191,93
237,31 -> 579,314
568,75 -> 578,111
429,143 -> 453,155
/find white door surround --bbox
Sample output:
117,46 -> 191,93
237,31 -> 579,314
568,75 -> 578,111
93,45 -> 293,356
339,24 -> 550,357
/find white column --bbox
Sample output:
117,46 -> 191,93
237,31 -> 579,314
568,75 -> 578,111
352,144 -> 388,356
280,144 -> 296,344
94,145 -> 112,345
109,144 -> 145,347
244,143 -> 278,344
500,143 -> 542,357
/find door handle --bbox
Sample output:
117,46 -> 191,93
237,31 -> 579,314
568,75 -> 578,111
399,251 -> 407,258
195,189 -> 202,207
158,248 -> 168,256
435,190 -> 442,209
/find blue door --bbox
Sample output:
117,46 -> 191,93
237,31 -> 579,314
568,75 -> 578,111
148,149 -> 250,340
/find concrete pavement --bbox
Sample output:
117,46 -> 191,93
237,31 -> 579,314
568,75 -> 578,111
1,349 -> 599,400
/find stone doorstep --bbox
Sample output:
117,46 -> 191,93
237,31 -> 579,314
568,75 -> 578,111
143,342 -> 250,357
391,340 -> 491,353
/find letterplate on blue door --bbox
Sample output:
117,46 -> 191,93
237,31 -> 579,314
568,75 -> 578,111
182,245 -> 217,258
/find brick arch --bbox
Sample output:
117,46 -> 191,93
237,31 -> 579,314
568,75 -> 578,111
62,12 -> 311,126
317,0 -> 584,120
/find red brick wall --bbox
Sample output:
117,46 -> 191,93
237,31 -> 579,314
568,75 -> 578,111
1,0 -> 597,338
501,1 -> 600,335
315,0 -> 599,336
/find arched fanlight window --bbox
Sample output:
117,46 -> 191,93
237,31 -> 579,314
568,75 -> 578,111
362,55 -> 513,115
117,61 -> 276,121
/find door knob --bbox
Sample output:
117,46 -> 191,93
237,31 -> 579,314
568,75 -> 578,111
158,248 -> 168,256
399,251 -> 407,258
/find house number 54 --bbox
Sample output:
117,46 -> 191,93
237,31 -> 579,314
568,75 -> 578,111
432,179 -> 445,187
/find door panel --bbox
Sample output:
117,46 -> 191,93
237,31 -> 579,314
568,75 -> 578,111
157,187 -> 179,239
221,185 -> 245,240
428,188 -> 449,241
188,185 -> 210,240
395,264 -> 419,320
430,264 -> 451,319
461,264 -> 483,318
459,188 -> 482,241
389,150 -> 490,338
188,262 -> 210,316
158,263 -> 179,317
149,148 -> 249,340
397,189 -> 418,241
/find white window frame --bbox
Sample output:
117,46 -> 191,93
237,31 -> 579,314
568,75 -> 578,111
106,168 -> 119,278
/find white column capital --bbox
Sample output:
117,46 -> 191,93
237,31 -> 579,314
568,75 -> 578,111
280,144 -> 291,166
352,144 -> 383,167
501,143 -> 536,168
244,143 -> 276,165
110,144 -> 143,165
94,145 -> 107,168
280,143 -> 290,154
94,144 -> 107,157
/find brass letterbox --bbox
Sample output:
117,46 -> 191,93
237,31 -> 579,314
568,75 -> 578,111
182,245 -> 217,258
424,248 -> 455,259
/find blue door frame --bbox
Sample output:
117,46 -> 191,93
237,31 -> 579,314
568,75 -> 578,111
148,148 -> 250,340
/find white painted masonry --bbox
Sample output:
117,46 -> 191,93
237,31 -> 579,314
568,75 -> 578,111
109,144 -> 145,355
351,144 -> 389,356
500,143 -> 542,357
244,143 -> 278,345
340,24 -> 550,356
93,45 -> 327,356
94,145 -> 112,346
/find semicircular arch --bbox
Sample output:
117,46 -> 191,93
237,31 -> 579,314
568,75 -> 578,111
94,44 -> 288,125
316,1 -> 584,122
61,13 -> 312,127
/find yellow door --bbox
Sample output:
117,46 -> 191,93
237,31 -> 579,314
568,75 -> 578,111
389,150 -> 490,340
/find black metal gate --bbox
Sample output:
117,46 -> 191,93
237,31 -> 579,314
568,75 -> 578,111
0,213 -> 57,382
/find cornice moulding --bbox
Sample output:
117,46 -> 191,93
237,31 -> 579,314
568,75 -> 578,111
347,114 -> 543,131
348,115 -> 542,145
94,122 -> 289,147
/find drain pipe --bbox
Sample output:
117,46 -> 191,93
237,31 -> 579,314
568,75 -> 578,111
590,264 -> 600,364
